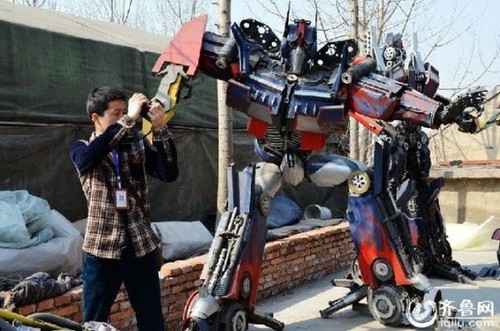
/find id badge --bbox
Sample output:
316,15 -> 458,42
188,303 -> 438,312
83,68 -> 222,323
114,189 -> 129,210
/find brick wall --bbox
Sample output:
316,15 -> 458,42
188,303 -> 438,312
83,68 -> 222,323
15,223 -> 353,330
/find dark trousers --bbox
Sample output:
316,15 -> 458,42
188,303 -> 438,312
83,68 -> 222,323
82,247 -> 164,331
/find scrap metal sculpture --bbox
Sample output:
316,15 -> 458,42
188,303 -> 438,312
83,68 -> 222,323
148,9 -> 492,329
320,29 -> 492,326
373,29 -> 484,283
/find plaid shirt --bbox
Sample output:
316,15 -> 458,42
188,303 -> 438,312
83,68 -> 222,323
70,115 -> 178,259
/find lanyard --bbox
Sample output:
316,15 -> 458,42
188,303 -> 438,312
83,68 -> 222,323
111,149 -> 122,189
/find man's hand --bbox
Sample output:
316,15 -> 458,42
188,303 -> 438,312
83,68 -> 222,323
127,93 -> 149,121
147,100 -> 167,131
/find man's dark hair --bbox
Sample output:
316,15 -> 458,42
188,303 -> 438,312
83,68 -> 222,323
86,86 -> 127,118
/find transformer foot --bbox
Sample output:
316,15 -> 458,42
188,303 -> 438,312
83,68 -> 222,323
248,309 -> 284,331
433,263 -> 476,284
331,278 -> 357,288
320,285 -> 368,318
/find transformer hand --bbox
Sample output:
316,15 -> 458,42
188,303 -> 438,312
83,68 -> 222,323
456,112 -> 478,133
437,87 -> 487,126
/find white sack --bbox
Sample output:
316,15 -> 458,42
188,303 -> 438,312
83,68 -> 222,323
0,210 -> 84,278
446,216 -> 499,251
0,190 -> 54,248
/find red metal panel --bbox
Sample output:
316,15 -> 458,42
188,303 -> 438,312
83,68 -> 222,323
152,15 -> 208,76
247,118 -> 267,139
300,132 -> 326,151
348,111 -> 384,135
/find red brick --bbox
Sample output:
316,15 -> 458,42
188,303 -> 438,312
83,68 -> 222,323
109,308 -> 134,322
120,300 -> 132,311
15,304 -> 36,315
110,302 -> 120,313
264,241 -> 282,253
54,294 -> 72,306
116,290 -> 128,301
72,312 -> 83,323
164,266 -> 183,276
49,304 -> 80,317
36,298 -> 55,310
171,284 -> 185,293
70,290 -> 82,301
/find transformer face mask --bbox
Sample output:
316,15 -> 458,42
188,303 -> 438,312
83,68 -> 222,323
281,19 -> 317,75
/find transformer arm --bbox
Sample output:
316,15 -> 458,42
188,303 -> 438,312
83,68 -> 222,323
142,65 -> 187,140
340,69 -> 492,132
143,15 -> 239,138
142,15 -> 209,138
342,72 -> 443,128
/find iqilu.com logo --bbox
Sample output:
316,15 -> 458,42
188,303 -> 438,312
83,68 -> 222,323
405,297 -> 499,329
436,299 -> 498,330
405,296 -> 438,328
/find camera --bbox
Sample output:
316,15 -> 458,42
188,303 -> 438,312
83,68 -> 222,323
140,101 -> 152,121
140,98 -> 165,122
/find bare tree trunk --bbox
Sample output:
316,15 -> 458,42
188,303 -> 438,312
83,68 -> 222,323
348,0 -> 360,161
348,0 -> 374,165
216,0 -> 232,216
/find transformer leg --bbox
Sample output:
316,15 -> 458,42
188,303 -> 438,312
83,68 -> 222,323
321,171 -> 436,327
183,164 -> 284,331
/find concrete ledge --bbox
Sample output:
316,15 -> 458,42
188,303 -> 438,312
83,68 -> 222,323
430,166 -> 500,179
429,165 -> 499,224
14,222 -> 353,331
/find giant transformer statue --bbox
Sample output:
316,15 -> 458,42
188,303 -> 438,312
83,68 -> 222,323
145,9 -> 493,330
319,28 -> 489,327
370,29 -> 482,283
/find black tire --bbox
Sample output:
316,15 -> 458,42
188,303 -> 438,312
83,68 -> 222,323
221,303 -> 248,331
367,286 -> 404,327
350,258 -> 363,285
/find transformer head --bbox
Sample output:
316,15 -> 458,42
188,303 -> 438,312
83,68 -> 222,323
280,18 -> 317,75
383,32 -> 406,68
